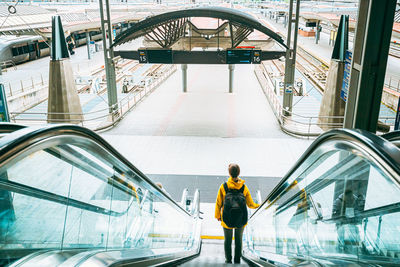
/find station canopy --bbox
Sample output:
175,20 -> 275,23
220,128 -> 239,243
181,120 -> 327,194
112,7 -> 288,49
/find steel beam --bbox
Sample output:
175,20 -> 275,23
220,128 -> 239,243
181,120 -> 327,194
99,0 -> 118,114
115,50 -> 286,64
344,0 -> 396,132
283,0 -> 300,116
86,32 -> 91,60
144,18 -> 188,48
229,23 -> 234,48
315,20 -> 320,44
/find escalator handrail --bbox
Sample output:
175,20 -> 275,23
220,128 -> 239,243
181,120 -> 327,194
249,128 -> 400,220
321,200 -> 400,224
0,124 -> 192,217
381,130 -> 400,141
0,179 -> 123,216
0,122 -> 26,133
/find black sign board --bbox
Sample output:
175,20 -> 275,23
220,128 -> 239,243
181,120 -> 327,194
132,49 -> 270,64
139,49 -> 173,64
226,49 -> 252,64
306,21 -> 317,27
226,49 -> 262,64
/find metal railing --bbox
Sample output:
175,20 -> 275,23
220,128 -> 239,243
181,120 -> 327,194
385,75 -> 400,93
0,60 -> 17,72
255,65 -> 396,138
4,74 -> 47,98
9,65 -> 177,131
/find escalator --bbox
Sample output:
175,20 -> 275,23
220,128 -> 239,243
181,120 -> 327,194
242,129 -> 400,266
1,124 -> 400,266
0,124 -> 202,266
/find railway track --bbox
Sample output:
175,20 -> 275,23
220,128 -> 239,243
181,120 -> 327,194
295,50 -> 327,93
264,47 -> 328,95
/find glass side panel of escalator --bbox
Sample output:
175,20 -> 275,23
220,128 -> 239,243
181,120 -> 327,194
0,132 -> 199,265
244,139 -> 400,266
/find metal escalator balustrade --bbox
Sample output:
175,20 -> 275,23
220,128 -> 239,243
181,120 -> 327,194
382,130 -> 400,148
0,124 -> 201,266
242,129 -> 400,266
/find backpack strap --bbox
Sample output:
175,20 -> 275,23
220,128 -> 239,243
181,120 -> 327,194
223,182 -> 229,193
239,184 -> 245,193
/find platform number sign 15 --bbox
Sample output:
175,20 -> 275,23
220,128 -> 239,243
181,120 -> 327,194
138,50 -> 148,63
252,50 -> 261,64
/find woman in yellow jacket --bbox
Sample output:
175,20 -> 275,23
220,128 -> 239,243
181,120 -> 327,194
215,163 -> 260,264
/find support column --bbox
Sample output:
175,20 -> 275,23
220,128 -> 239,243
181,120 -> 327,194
47,16 -> 83,124
86,32 -> 91,60
344,0 -> 396,132
318,15 -> 348,130
99,0 -> 118,115
181,64 -> 187,92
229,64 -> 234,93
315,20 -> 320,44
283,0 -> 300,116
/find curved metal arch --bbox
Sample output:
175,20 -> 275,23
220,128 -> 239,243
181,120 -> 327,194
112,7 -> 287,49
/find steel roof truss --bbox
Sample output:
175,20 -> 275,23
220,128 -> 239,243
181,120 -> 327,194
144,18 -> 188,48
232,24 -> 253,48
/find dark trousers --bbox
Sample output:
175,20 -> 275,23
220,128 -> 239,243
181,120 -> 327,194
223,227 -> 244,262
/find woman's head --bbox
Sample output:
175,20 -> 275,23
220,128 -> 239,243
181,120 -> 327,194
228,163 -> 240,179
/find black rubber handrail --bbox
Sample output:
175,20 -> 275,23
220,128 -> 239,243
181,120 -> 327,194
0,124 -> 191,217
250,128 -> 400,220
0,123 -> 26,134
382,130 -> 400,142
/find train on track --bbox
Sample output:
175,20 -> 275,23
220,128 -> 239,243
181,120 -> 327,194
0,35 -> 50,66
0,23 -> 129,67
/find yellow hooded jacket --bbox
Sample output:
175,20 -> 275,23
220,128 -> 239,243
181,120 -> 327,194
215,177 -> 260,229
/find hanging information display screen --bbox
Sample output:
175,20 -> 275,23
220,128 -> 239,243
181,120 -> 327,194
0,84 -> 10,122
226,49 -> 252,64
226,49 -> 262,64
138,49 -> 173,64
133,49 -> 268,64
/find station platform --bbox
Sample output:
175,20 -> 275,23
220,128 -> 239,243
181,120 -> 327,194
103,64 -> 311,177
102,63 -> 312,237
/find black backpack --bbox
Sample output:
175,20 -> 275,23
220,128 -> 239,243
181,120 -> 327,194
222,183 -> 248,228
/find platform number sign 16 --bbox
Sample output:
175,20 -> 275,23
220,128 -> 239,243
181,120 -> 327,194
252,50 -> 261,64
138,50 -> 148,63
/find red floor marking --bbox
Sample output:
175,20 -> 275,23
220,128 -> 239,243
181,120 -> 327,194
154,94 -> 186,136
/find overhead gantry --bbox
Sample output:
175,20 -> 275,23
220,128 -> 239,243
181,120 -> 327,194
112,7 -> 288,92
112,7 -> 287,63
